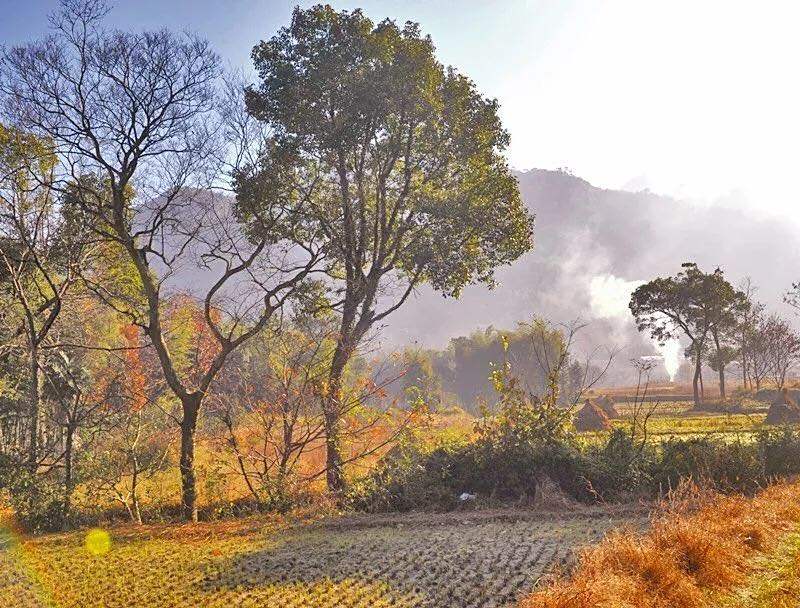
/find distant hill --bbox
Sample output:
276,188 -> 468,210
381,169 -> 800,383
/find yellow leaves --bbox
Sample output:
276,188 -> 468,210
0,124 -> 56,195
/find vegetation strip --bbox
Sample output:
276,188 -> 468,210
719,527 -> 800,607
520,482 -> 800,608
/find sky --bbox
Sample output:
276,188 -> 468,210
2,0 -> 799,220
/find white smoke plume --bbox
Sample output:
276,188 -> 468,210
589,274 -> 681,381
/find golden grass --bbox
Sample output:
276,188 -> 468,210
520,482 -> 800,608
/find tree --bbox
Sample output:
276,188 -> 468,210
1,1 -> 323,521
706,344 -> 739,398
746,311 -> 774,391
705,268 -> 749,400
0,124 -> 92,469
630,263 -> 747,406
239,5 -> 534,492
400,349 -> 442,409
762,315 -> 800,390
734,278 -> 764,391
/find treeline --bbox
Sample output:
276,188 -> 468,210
382,321 -> 601,414
0,1 -> 533,529
631,264 -> 800,407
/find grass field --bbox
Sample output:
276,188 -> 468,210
3,393 -> 797,608
0,508 -> 637,608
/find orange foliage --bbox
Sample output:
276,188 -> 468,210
121,323 -> 148,412
165,294 -> 222,387
520,482 -> 800,608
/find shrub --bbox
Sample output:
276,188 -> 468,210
5,469 -> 66,533
758,427 -> 800,478
579,429 -> 654,501
347,438 -> 472,512
651,437 -> 762,494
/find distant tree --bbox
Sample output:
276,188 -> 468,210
239,5 -> 534,492
762,315 -> 800,390
746,312 -> 774,392
630,263 -> 747,406
735,278 -> 764,391
706,345 -> 739,396
705,269 -> 749,400
401,349 -> 442,409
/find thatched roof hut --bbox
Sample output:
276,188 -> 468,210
765,389 -> 800,425
574,399 -> 612,432
597,395 -> 620,419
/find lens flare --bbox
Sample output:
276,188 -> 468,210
85,528 -> 111,556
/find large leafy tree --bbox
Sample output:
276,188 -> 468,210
239,5 -> 534,491
630,263 -> 748,406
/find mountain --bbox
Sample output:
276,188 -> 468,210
380,169 -> 800,382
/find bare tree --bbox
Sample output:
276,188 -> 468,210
86,402 -> 171,525
1,1 -> 325,520
522,318 -> 618,409
763,315 -> 800,390
210,320 -> 420,508
627,359 -> 660,449
735,278 -> 763,391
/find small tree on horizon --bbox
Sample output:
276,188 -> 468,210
630,263 -> 748,406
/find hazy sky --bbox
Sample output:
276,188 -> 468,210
2,0 -> 798,220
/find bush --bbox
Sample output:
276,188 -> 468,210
347,439 -> 472,512
5,469 -> 66,533
758,427 -> 800,477
579,429 -> 655,501
651,438 -> 762,494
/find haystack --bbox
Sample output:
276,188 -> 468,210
574,399 -> 612,432
764,389 -> 800,425
597,395 -> 620,419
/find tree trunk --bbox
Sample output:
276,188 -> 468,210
714,333 -> 726,401
324,302 -> 367,495
699,369 -> 705,401
62,423 -> 75,526
131,456 -> 143,525
179,394 -> 201,523
27,343 -> 40,470
692,349 -> 702,408
324,353 -> 347,494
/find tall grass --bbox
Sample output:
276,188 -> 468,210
520,481 -> 800,608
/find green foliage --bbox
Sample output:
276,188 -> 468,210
383,321 -> 582,413
630,263 -> 748,345
239,4 -> 533,298
2,467 -> 65,533
349,359 -> 580,511
652,437 -> 763,493
759,427 -> 800,478
579,428 -> 654,501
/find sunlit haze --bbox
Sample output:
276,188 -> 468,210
2,0 -> 798,219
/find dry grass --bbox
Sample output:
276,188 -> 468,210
520,482 -> 800,608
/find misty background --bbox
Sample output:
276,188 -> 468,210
380,168 -> 800,385
3,0 -> 798,384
